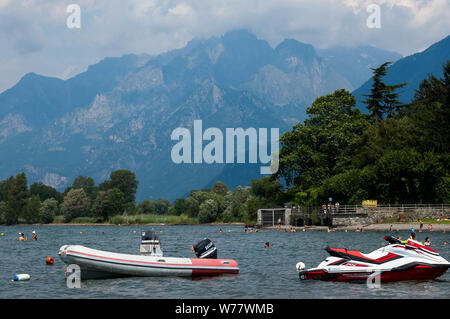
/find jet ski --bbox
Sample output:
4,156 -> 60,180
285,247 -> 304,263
297,236 -> 450,282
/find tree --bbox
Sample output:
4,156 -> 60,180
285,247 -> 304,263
353,117 -> 416,168
3,203 -> 17,225
153,198 -> 170,215
212,181 -> 229,196
374,150 -> 421,203
404,60 -> 450,154
172,198 -> 188,216
0,201 -> 6,224
22,195 -> 41,224
61,189 -> 90,222
185,196 -> 200,217
0,181 -> 7,202
240,197 -> 260,225
362,62 -> 407,124
278,89 -> 369,188
135,200 -> 156,215
92,188 -> 125,221
198,199 -> 219,223
2,173 -> 29,224
70,176 -> 97,201
39,198 -> 59,224
220,186 -> 251,221
249,177 -> 282,206
318,169 -> 373,205
100,170 -> 138,204
30,182 -> 62,203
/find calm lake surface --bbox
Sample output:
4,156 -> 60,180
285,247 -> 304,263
1,225 -> 449,299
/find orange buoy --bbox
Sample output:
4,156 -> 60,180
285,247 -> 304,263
46,257 -> 54,265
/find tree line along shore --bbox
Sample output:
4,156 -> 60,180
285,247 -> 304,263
1,61 -> 449,226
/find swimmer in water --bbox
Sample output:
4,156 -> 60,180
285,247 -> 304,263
19,233 -> 27,241
264,242 -> 269,248
31,231 -> 37,241
402,232 -> 422,244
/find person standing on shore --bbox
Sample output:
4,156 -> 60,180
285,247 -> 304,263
419,220 -> 423,232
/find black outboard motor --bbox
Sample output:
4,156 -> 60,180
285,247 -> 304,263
140,230 -> 163,256
193,238 -> 217,259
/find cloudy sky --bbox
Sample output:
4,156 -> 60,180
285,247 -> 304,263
0,0 -> 449,93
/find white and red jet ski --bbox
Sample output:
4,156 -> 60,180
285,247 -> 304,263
297,236 -> 450,282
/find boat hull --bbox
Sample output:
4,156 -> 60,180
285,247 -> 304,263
59,245 -> 239,279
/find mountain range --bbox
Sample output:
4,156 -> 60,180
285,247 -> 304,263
354,35 -> 450,108
0,30 -> 448,201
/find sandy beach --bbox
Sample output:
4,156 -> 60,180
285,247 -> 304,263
344,223 -> 450,232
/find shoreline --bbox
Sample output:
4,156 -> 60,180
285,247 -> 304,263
2,222 -> 246,227
4,222 -> 448,231
340,223 -> 449,231
267,223 -> 450,232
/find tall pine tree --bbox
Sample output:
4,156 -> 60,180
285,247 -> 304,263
362,62 -> 407,124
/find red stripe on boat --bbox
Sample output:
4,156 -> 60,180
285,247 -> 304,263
67,249 -> 239,272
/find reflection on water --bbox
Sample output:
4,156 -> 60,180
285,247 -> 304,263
0,225 -> 449,298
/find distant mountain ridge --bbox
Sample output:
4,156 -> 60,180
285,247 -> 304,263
353,35 -> 450,109
317,45 -> 403,89
0,30 -> 428,201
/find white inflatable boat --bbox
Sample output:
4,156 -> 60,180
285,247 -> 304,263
58,232 -> 239,279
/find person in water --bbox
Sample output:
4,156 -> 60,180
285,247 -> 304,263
424,237 -> 431,247
401,232 -> 415,243
264,242 -> 270,248
31,231 -> 37,241
18,233 -> 27,241
402,232 -> 424,245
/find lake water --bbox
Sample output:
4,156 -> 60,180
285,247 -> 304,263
1,225 -> 449,299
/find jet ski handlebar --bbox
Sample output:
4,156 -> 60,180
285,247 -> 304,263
384,235 -> 402,244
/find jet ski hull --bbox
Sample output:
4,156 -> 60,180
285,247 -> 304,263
299,264 -> 449,282
298,237 -> 450,283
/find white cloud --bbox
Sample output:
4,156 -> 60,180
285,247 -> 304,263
0,0 -> 449,92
